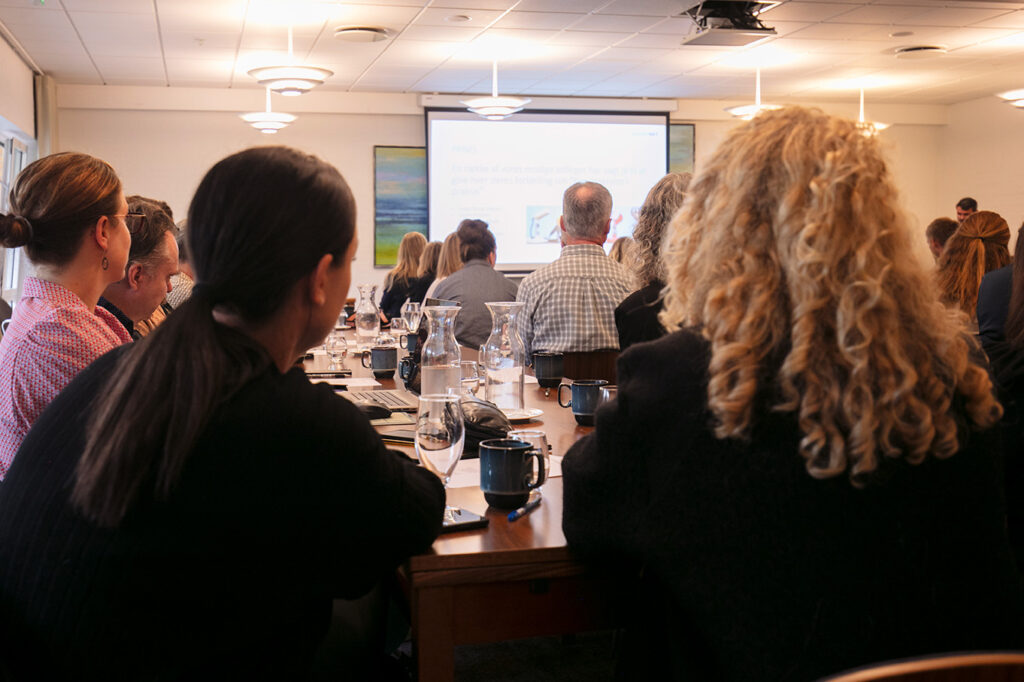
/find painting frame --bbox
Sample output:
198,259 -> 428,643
374,145 -> 428,268
669,122 -> 695,175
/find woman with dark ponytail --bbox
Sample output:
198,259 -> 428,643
0,147 -> 445,680
0,152 -> 134,477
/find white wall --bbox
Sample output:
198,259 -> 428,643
59,107 -> 424,291
0,36 -> 34,140
55,86 -> 953,288
943,96 -> 1024,235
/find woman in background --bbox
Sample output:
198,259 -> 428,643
423,231 -> 462,301
0,152 -> 134,477
563,107 -> 1021,681
936,210 -> 1010,325
0,146 -> 444,680
614,172 -> 691,352
379,231 -> 426,320
408,240 -> 441,304
608,236 -> 637,272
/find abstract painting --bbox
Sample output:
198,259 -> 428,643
374,145 -> 428,267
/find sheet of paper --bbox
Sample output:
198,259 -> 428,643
312,377 -> 381,389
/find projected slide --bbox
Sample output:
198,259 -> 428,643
427,111 -> 668,268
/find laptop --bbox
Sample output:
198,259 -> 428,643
341,389 -> 419,412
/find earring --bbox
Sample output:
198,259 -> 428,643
101,255 -> 109,270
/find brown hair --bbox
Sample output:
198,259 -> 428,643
0,152 -> 122,267
936,210 -> 1011,320
633,172 -> 691,288
925,217 -> 958,249
73,147 -> 356,526
437,232 -> 462,279
125,197 -> 176,270
456,219 -> 494,262
661,106 -> 1000,485
418,241 -> 441,279
386,231 -> 426,289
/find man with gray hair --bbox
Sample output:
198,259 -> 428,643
516,181 -> 633,358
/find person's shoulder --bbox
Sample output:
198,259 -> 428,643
619,329 -> 709,387
981,264 -> 1013,290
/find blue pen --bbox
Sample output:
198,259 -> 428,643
508,496 -> 542,522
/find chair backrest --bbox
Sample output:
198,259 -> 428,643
820,652 -> 1024,682
562,349 -> 618,384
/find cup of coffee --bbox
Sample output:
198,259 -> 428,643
532,352 -> 564,394
557,379 -> 609,426
362,345 -> 398,379
479,438 -> 547,510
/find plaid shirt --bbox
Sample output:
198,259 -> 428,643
0,277 -> 132,478
516,243 -> 634,358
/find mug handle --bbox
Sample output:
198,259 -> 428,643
526,448 -> 547,489
361,353 -> 372,369
557,382 -> 572,408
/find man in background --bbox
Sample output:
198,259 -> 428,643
99,197 -> 179,340
516,181 -> 633,358
433,219 -> 518,348
925,216 -> 958,260
956,197 -> 978,222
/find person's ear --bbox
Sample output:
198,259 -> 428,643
126,263 -> 144,289
308,253 -> 334,306
93,216 -> 112,251
559,216 -> 566,233
601,219 -> 611,240
488,251 -> 497,266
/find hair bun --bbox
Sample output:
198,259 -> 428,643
0,214 -> 33,248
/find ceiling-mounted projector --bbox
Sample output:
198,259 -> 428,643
679,0 -> 779,47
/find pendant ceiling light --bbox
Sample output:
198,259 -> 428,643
247,26 -> 333,96
997,88 -> 1024,108
725,67 -> 782,120
857,88 -> 889,136
240,87 -> 297,134
460,61 -> 531,120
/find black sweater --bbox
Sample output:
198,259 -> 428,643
0,346 -> 444,681
563,330 -> 1024,681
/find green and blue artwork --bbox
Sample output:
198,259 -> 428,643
374,146 -> 428,267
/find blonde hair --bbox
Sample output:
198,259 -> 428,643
386,231 -> 426,288
660,106 -> 1000,484
633,172 -> 691,287
609,236 -> 637,269
936,210 -> 1011,320
418,241 -> 441,278
437,232 -> 462,279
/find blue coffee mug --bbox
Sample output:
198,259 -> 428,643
479,438 -> 547,510
557,379 -> 609,426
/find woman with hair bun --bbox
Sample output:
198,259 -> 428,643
937,209 -> 1011,324
0,146 -> 444,679
563,107 -> 1022,680
0,152 -> 134,476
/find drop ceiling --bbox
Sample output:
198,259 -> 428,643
2,0 -> 1024,104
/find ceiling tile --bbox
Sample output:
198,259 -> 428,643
332,3 -> 422,27
413,7 -> 505,26
570,13 -> 665,32
512,0 -> 608,11
971,10 -> 1024,29
546,30 -> 633,46
63,0 -> 152,12
430,0 -> 519,9
156,0 -> 247,33
493,11 -> 585,30
596,0 -> 691,16
92,56 -> 167,80
400,24 -> 484,41
759,2 -> 859,22
912,7 -> 1014,27
619,32 -> 689,48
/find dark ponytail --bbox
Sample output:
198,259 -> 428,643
72,147 -> 356,526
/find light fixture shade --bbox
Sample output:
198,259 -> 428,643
240,110 -> 297,134
460,95 -> 531,119
857,121 -> 890,137
999,89 -> 1024,101
724,103 -> 782,120
247,65 -> 333,95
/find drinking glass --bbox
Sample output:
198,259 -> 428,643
323,330 -> 348,370
415,394 -> 466,523
507,429 -> 550,495
460,360 -> 481,396
401,301 -> 422,335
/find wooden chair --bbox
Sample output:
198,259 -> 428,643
562,349 -> 618,384
820,652 -> 1024,682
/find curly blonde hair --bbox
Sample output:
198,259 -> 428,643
633,172 -> 691,287
936,210 -> 1011,320
660,106 -> 1001,484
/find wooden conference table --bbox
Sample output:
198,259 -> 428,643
314,336 -> 619,682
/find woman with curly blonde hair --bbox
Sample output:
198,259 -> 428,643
563,107 -> 1022,681
936,210 -> 1011,323
614,171 -> 691,350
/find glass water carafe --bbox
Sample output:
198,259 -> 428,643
354,284 -> 380,343
481,301 -> 525,412
420,306 -> 462,396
